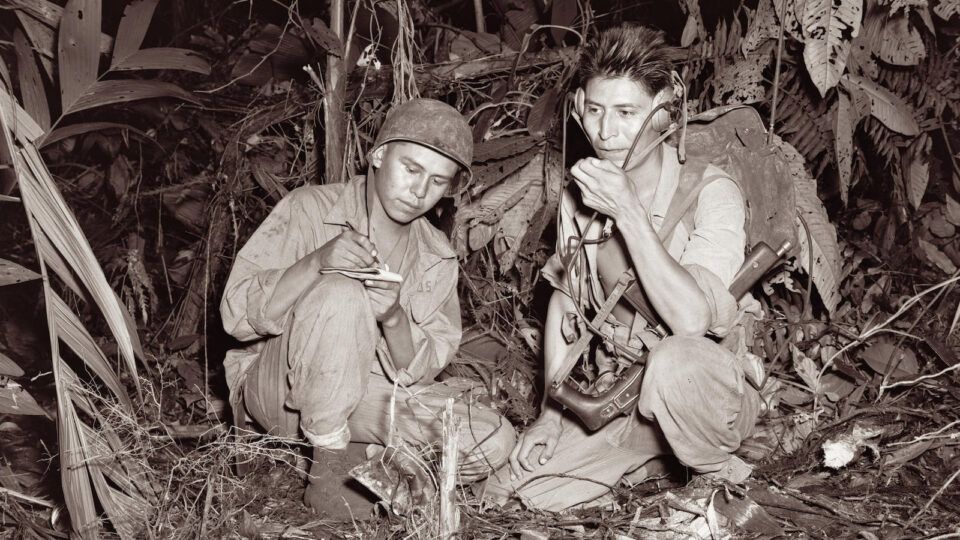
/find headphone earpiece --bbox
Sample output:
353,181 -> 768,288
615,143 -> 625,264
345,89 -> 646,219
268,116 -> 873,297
649,88 -> 674,133
571,88 -> 586,128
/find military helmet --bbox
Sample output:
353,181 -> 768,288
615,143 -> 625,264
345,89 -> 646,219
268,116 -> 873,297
372,98 -> 474,178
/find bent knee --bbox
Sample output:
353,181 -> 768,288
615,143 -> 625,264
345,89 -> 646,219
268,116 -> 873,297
459,416 -> 517,482
292,274 -> 366,318
645,335 -> 720,385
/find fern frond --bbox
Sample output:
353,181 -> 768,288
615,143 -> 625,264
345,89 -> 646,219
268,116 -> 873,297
772,68 -> 835,178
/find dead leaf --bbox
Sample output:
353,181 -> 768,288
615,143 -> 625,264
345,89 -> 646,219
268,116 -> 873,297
791,345 -> 821,393
859,342 -> 919,379
918,238 -> 958,274
882,439 -> 936,468
0,381 -> 48,416
108,155 -> 134,199
305,18 -> 344,57
549,0 -> 579,45
712,493 -> 783,535
822,422 -> 886,468
926,211 -> 956,238
944,195 -> 960,225
526,90 -> 561,138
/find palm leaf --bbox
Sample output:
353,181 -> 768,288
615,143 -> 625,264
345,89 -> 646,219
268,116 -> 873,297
0,88 -> 147,538
110,48 -> 211,75
39,121 -> 154,148
14,11 -> 56,79
64,80 -> 200,116
7,0 -> 114,55
12,28 -> 51,131
112,0 -> 160,62
0,257 -> 41,286
57,0 -> 102,113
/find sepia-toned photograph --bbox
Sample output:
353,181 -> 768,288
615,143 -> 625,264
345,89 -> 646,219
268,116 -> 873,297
0,0 -> 958,537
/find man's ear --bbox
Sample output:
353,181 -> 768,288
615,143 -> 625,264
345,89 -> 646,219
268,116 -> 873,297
369,144 -> 386,168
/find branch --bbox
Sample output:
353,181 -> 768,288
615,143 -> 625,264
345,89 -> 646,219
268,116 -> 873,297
347,46 -> 577,99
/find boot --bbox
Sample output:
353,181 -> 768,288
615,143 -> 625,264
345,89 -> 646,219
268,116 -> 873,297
303,443 -> 376,521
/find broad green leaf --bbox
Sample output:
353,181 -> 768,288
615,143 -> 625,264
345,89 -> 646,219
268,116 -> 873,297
13,29 -> 51,130
64,80 -> 200,117
835,91 -> 854,205
58,0 -> 102,113
878,15 -> 926,65
0,352 -> 24,377
841,74 -> 920,135
111,47 -> 211,75
111,0 -> 160,64
39,122 -> 152,148
0,257 -> 41,286
801,0 -> 863,96
0,382 -> 47,416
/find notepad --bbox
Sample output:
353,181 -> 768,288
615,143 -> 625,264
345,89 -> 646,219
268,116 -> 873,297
318,266 -> 403,283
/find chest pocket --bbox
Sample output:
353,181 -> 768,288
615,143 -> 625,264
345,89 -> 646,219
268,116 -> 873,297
406,264 -> 448,323
408,291 -> 436,324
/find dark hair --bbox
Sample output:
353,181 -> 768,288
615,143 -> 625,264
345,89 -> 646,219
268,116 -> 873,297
577,24 -> 676,95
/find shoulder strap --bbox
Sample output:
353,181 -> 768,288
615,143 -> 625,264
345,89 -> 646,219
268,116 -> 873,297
658,165 -> 725,244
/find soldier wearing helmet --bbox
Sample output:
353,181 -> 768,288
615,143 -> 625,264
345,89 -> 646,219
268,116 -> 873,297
220,98 -> 516,517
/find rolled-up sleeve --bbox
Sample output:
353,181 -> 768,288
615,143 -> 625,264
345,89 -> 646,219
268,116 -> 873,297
377,258 -> 462,385
678,174 -> 746,336
220,192 -> 309,342
540,190 -> 585,302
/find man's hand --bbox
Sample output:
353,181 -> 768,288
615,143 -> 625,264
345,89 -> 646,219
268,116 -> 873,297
508,415 -> 563,480
312,230 -> 379,270
364,279 -> 402,323
570,157 -> 643,221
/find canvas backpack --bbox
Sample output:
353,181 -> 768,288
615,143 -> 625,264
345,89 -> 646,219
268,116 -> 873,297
600,105 -> 800,333
662,105 -> 798,262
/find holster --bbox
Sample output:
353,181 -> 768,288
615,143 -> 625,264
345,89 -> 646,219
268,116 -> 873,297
548,240 -> 790,432
548,359 -> 646,431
